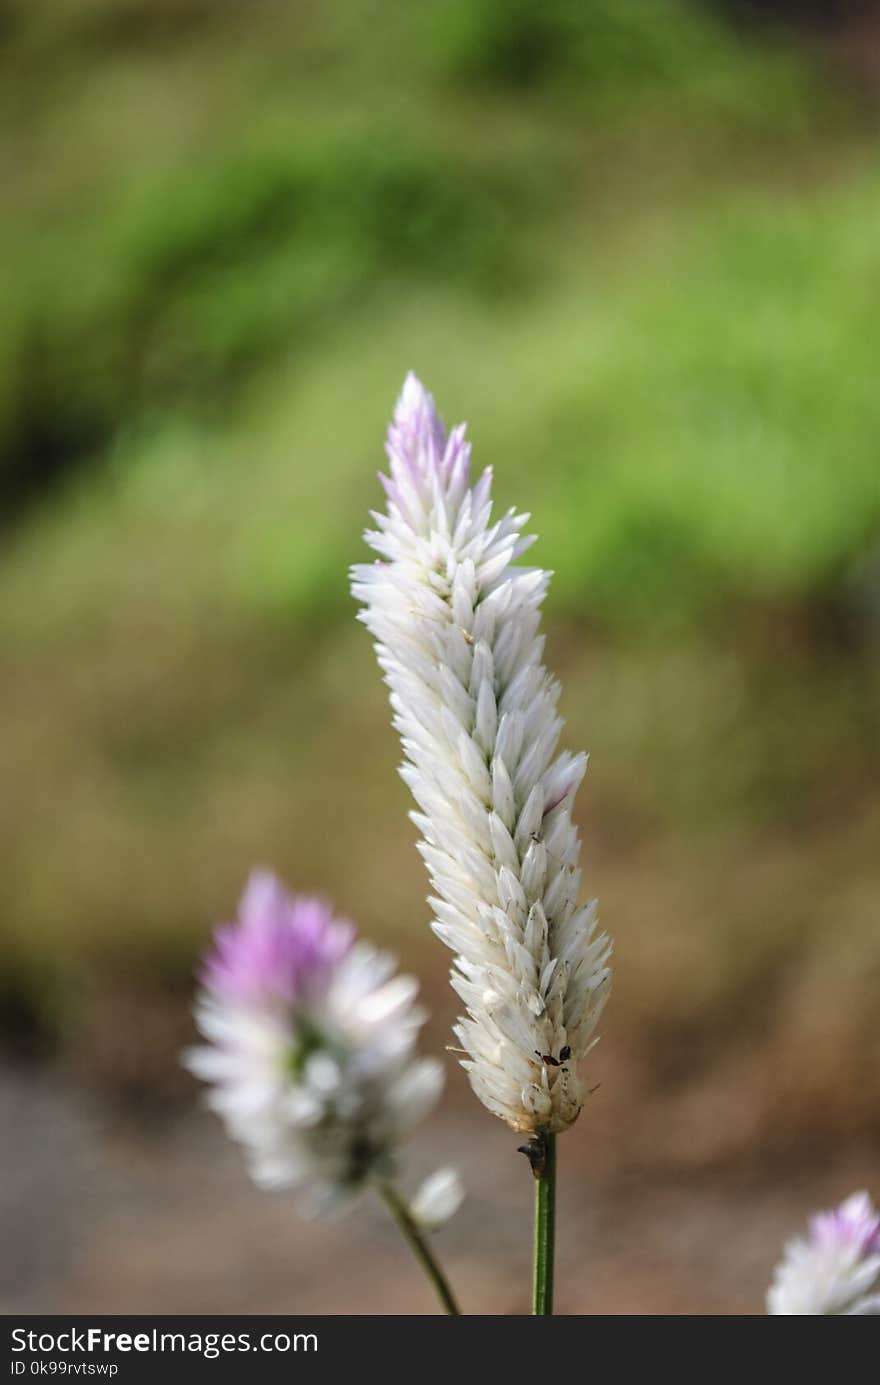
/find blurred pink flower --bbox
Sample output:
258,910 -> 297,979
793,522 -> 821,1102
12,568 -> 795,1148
768,1191 -> 880,1315
201,871 -> 353,1006
186,870 -> 443,1212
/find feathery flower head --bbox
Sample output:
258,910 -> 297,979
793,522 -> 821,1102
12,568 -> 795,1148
352,375 -> 611,1136
767,1191 -> 880,1315
185,870 -> 444,1213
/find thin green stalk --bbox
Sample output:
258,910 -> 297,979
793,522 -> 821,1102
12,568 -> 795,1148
532,1132 -> 556,1315
377,1180 -> 462,1315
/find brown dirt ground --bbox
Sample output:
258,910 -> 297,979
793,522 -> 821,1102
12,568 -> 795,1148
2,1060 -> 877,1316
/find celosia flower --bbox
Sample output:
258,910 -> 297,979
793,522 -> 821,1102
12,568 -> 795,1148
351,374 -> 611,1136
767,1191 -> 880,1315
185,870 -> 444,1213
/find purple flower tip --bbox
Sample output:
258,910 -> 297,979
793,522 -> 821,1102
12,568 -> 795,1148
201,870 -> 354,1006
811,1191 -> 880,1257
388,372 -> 446,470
395,371 -> 440,430
383,374 -> 472,512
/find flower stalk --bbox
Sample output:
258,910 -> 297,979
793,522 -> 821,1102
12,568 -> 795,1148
377,1180 -> 462,1316
528,1131 -> 556,1315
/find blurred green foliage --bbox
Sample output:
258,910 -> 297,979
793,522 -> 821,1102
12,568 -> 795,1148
2,130 -> 526,503
3,0 -> 875,625
0,0 -> 818,510
420,0 -> 811,119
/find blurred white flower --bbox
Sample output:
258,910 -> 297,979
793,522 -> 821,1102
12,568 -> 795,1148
768,1190 -> 880,1315
352,374 -> 611,1135
411,1167 -> 464,1231
184,870 -> 444,1214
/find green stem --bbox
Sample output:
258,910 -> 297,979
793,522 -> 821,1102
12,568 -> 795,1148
377,1180 -> 462,1315
532,1132 -> 556,1315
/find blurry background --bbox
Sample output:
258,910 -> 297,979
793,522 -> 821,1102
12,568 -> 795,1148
1,0 -> 879,1314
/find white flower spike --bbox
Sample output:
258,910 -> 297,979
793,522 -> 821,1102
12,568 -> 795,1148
352,374 -> 611,1136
